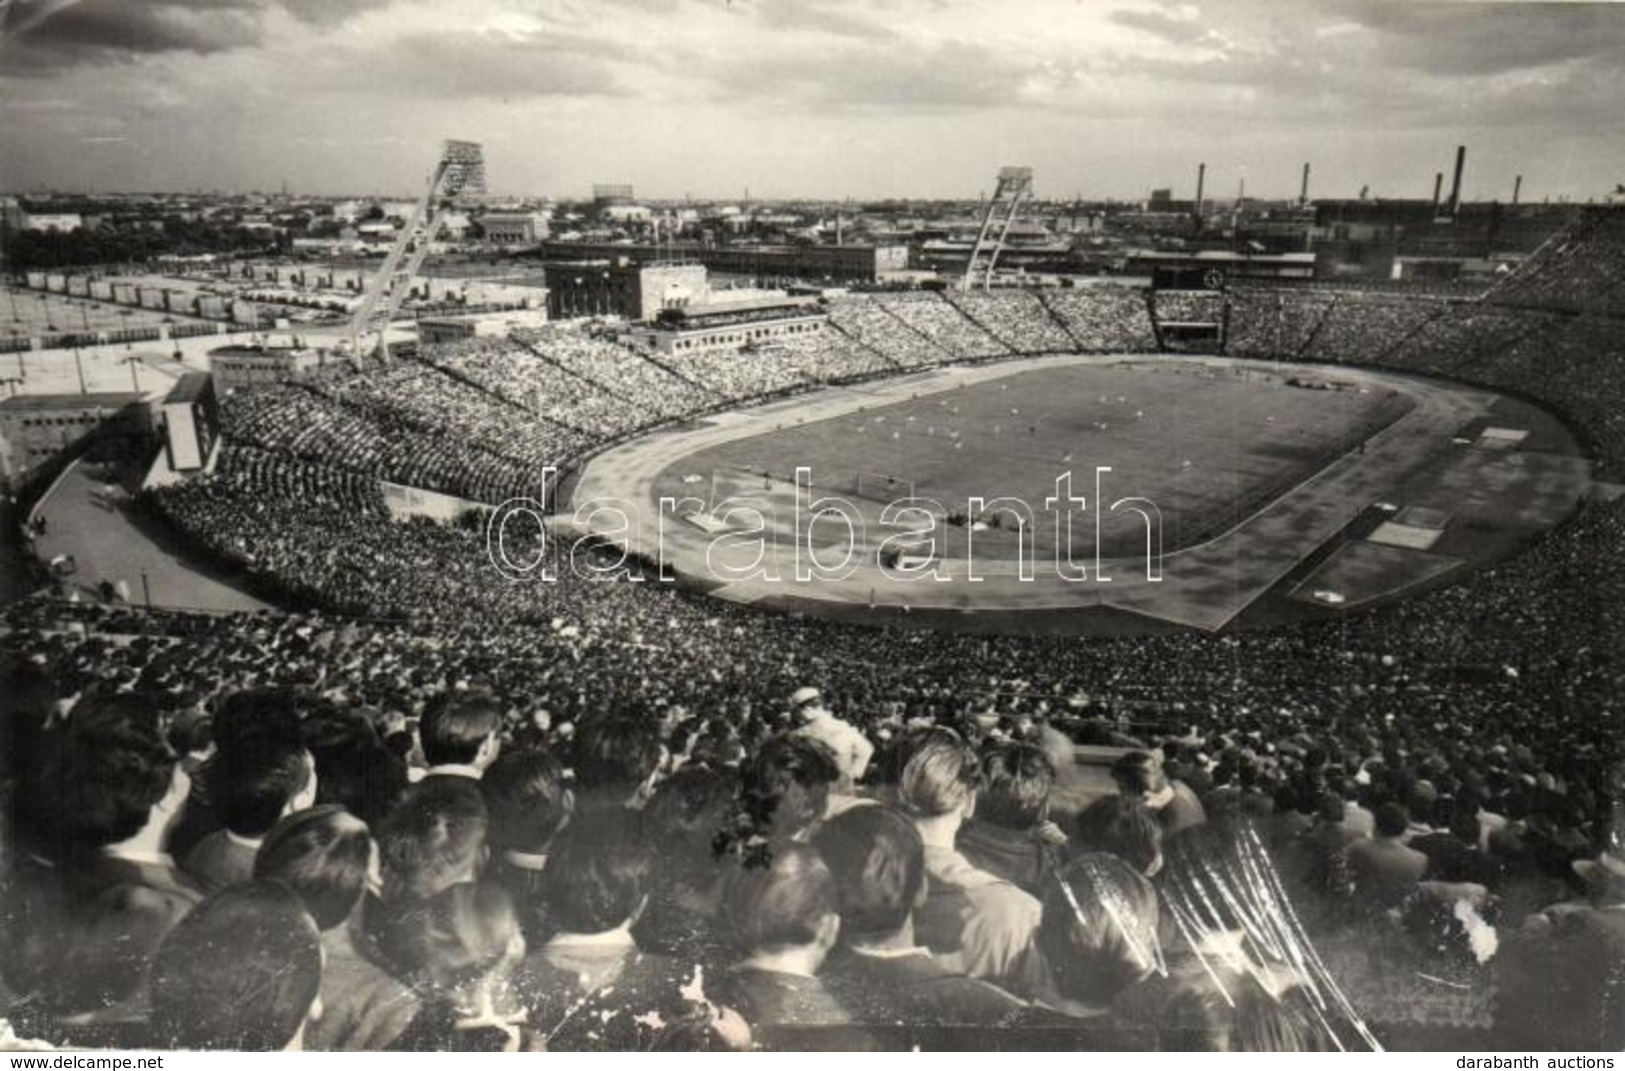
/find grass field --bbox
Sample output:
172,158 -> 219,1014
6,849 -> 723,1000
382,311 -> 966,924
659,360 -> 1414,560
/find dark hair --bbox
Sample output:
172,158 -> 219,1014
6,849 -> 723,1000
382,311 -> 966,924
1111,751 -> 1169,797
539,808 -> 651,934
211,687 -> 303,756
1038,852 -> 1161,1007
254,805 -> 373,930
896,731 -> 980,819
302,706 -> 408,826
217,736 -> 313,837
810,804 -> 924,943
741,733 -> 841,839
419,690 -> 502,767
376,778 -> 489,901
1072,794 -> 1163,875
725,842 -> 837,953
573,712 -> 663,791
24,703 -> 177,852
149,881 -> 323,1050
644,765 -> 740,870
1374,801 -> 1410,838
482,747 -> 572,855
978,742 -> 1055,830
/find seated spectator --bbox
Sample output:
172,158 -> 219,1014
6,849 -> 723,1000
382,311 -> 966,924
516,809 -> 696,1049
148,880 -> 324,1051
480,747 -> 573,943
1344,802 -> 1428,912
1411,798 -> 1501,887
959,742 -> 1059,896
375,777 -> 489,903
1023,852 -> 1161,1015
1111,751 -> 1206,840
790,686 -> 874,790
715,843 -> 855,1048
632,765 -> 741,966
811,803 -> 1026,1036
184,734 -> 317,893
1071,793 -> 1164,878
2,695 -> 200,1024
895,730 -> 1040,991
254,806 -> 419,1052
386,882 -> 529,1052
417,689 -> 503,782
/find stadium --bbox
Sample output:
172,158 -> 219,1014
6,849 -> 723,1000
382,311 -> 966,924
4,83 -> 1625,1052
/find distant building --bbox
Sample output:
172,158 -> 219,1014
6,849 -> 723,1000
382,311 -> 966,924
417,307 -> 551,345
21,212 -> 83,233
480,212 -> 549,246
0,392 -> 154,486
593,184 -> 635,206
623,295 -> 828,356
536,241 -> 909,283
545,261 -> 708,321
208,344 -> 324,393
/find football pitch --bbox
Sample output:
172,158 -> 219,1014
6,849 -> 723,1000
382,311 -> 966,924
663,360 -> 1413,560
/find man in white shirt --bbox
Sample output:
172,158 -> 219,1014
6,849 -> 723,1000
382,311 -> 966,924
789,686 -> 873,791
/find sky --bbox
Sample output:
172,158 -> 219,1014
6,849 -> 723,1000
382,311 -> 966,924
1,0 -> 1622,201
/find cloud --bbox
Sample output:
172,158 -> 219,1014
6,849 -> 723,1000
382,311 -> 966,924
0,0 -> 263,73
312,29 -> 638,100
1109,6 -> 1226,48
277,0 -> 392,26
749,0 -> 894,40
1332,0 -> 1625,75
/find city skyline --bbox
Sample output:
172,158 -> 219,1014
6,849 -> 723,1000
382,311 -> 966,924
2,0 -> 1623,201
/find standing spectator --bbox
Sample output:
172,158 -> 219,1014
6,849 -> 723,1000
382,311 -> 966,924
791,686 -> 874,790
148,881 -> 324,1051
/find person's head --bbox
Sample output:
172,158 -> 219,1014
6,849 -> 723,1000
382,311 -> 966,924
1158,825 -> 1253,936
810,804 -> 924,945
419,689 -> 503,771
375,777 -> 489,901
481,747 -> 572,857
741,733 -> 841,841
1072,793 -> 1164,877
1315,790 -> 1346,826
1373,801 -> 1410,839
789,686 -> 825,722
896,730 -> 981,822
572,711 -> 664,796
725,842 -> 839,964
392,881 -> 524,1010
977,742 -> 1055,831
211,687 -> 303,758
254,805 -> 374,931
1574,849 -> 1625,906
149,881 -> 324,1050
644,765 -> 740,876
1111,750 -> 1172,807
19,696 -> 187,855
539,807 -> 651,935
302,706 -> 408,826
1037,852 -> 1161,1007
217,736 -> 317,839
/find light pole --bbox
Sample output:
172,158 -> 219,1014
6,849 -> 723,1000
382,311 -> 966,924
72,341 -> 87,395
121,354 -> 142,393
140,569 -> 151,608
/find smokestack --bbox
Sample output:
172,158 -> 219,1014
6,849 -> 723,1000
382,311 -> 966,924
1513,175 -> 1523,205
1432,172 -> 1444,210
1448,145 -> 1466,215
1194,162 -> 1206,222
1300,163 -> 1311,205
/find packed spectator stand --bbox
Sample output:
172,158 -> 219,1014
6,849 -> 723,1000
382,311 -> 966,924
3,269 -> 1623,1051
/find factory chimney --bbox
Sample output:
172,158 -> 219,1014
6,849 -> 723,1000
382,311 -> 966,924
1513,175 -> 1523,205
1194,162 -> 1206,226
1432,172 -> 1444,211
1300,163 -> 1311,206
1448,145 -> 1466,215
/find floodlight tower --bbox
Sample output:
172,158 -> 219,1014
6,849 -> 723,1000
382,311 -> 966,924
345,139 -> 486,365
961,166 -> 1033,293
